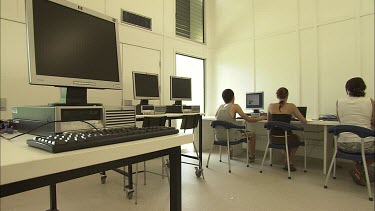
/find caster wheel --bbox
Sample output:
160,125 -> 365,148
195,167 -> 203,178
369,198 -> 373,201
288,177 -> 291,179
260,171 -> 262,173
100,175 -> 107,184
304,170 -> 307,173
324,186 -> 327,189
333,177 -> 336,179
247,165 -> 249,167
219,160 -> 222,162
205,165 -> 208,168
229,170 -> 231,173
125,189 -> 134,199
270,164 -> 272,166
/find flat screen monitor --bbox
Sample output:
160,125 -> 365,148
132,71 -> 160,100
246,92 -> 264,109
170,76 -> 192,102
25,0 -> 122,105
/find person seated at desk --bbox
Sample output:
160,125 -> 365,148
215,89 -> 267,162
336,77 -> 375,186
267,87 -> 307,171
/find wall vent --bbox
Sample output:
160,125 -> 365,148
121,10 -> 152,30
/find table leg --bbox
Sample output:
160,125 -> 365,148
47,184 -> 59,211
169,147 -> 182,211
323,125 -> 327,175
198,115 -> 203,168
128,165 -> 133,190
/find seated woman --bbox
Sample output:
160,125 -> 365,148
336,77 -> 374,186
267,87 -> 307,171
215,89 -> 267,162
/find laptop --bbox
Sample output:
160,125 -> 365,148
291,107 -> 307,121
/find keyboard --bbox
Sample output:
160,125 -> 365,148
27,126 -> 180,153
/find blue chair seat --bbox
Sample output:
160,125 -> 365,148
336,149 -> 375,161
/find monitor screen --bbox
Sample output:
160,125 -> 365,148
26,0 -> 122,89
133,72 -> 160,99
171,76 -> 192,100
246,92 -> 264,109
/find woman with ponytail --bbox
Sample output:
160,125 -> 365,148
267,87 -> 307,171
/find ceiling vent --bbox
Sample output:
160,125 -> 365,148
121,10 -> 152,30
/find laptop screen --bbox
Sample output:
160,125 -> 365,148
292,107 -> 307,119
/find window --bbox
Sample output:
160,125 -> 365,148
175,0 -> 204,43
175,54 -> 205,113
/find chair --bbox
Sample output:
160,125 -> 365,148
206,120 -> 250,173
180,114 -> 204,178
260,120 -> 306,179
324,125 -> 375,201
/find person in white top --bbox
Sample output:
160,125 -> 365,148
336,77 -> 374,186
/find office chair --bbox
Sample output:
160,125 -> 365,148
324,125 -> 375,201
180,114 -> 204,178
260,119 -> 306,179
206,120 -> 250,173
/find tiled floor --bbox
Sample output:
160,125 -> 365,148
1,150 -> 374,211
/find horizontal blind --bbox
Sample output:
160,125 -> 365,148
176,0 -> 204,43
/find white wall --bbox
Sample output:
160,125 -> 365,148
0,0 -> 208,119
206,0 -> 374,118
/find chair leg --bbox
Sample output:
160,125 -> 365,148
193,142 -> 205,179
285,146 -> 291,179
269,149 -> 273,166
162,157 -> 165,180
260,142 -> 269,173
135,163 -> 138,205
143,162 -> 147,185
219,146 -> 222,162
304,144 -> 307,173
246,140 -> 249,167
123,166 -> 126,191
206,142 -> 214,168
333,158 -> 336,179
227,143 -> 231,173
324,150 -> 337,188
361,151 -> 373,201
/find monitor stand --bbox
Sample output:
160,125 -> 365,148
136,100 -> 149,115
49,87 -> 102,106
173,100 -> 182,106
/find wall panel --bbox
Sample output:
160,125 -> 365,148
361,15 -> 375,98
254,0 -> 298,36
318,20 -> 358,114
255,32 -> 300,109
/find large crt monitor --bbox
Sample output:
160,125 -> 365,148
246,92 -> 264,110
26,0 -> 122,105
170,76 -> 192,105
132,71 -> 160,105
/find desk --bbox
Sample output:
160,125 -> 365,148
0,133 -> 192,211
136,113 -> 204,176
204,116 -> 339,174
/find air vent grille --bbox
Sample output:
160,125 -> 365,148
121,10 -> 152,30
104,107 -> 136,128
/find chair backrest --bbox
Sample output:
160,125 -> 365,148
328,125 -> 375,138
264,121 -> 304,131
142,116 -> 167,127
270,114 -> 291,123
180,114 -> 200,130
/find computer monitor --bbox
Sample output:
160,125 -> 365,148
246,92 -> 264,110
170,76 -> 192,105
132,71 -> 160,105
26,0 -> 122,105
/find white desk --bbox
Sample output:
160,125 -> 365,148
1,133 -> 192,210
204,116 -> 339,174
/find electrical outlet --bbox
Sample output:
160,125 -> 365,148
0,98 -> 6,111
